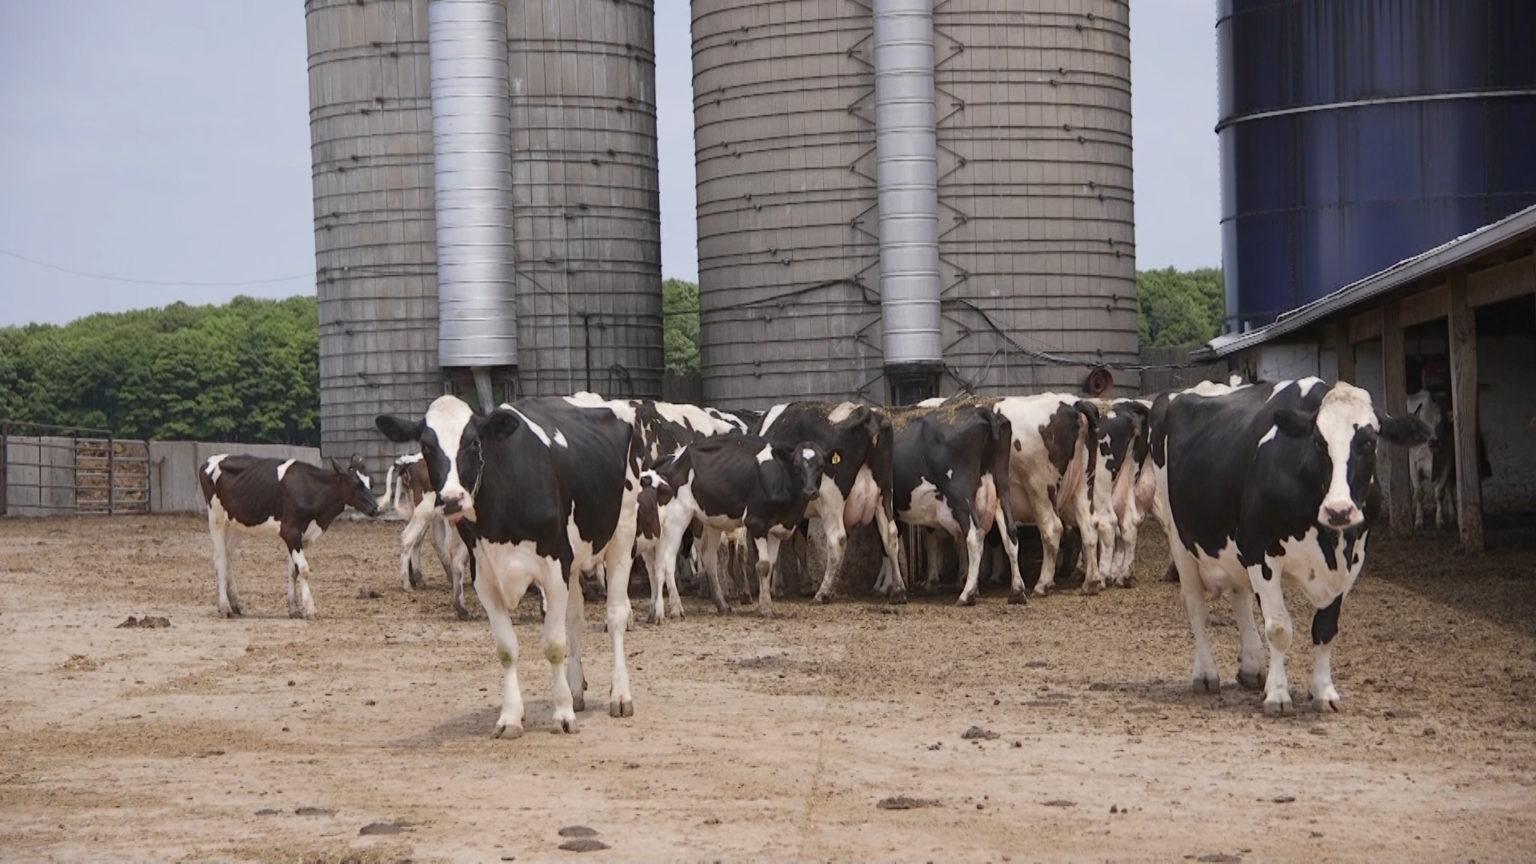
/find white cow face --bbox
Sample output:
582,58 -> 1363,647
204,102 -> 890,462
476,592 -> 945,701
1274,382 -> 1430,529
376,395 -> 485,523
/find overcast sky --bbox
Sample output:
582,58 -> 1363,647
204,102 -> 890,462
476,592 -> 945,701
0,1 -> 1218,328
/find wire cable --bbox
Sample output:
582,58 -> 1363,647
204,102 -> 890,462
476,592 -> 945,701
0,247 -> 312,288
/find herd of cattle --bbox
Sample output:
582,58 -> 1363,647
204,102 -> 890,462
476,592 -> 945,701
197,376 -> 1435,736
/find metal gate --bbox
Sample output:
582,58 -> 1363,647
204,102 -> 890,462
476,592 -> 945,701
0,421 -> 151,516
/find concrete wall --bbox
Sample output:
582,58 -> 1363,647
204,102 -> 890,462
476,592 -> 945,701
3,436 -> 79,516
1479,330 -> 1536,512
149,442 -> 324,514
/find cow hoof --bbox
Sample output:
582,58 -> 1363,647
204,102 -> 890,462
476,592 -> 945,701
1082,580 -> 1104,596
572,693 -> 586,713
956,594 -> 977,607
1007,589 -> 1028,605
1192,674 -> 1220,694
1237,668 -> 1266,691
553,709 -> 578,733
218,604 -> 235,619
455,605 -> 473,621
813,591 -> 834,605
648,611 -> 665,626
610,698 -> 634,718
492,721 -> 524,740
888,587 -> 908,605
1308,686 -> 1340,713
1263,692 -> 1295,716
758,606 -> 774,619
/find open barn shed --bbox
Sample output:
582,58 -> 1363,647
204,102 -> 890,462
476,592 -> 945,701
1201,203 -> 1536,551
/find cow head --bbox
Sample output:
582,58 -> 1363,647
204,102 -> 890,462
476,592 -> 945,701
1272,382 -> 1430,529
777,441 -> 837,501
1407,389 -> 1445,449
331,453 -> 381,517
376,395 -> 508,523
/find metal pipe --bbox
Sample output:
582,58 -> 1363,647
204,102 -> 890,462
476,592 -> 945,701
873,0 -> 942,394
429,0 -> 518,369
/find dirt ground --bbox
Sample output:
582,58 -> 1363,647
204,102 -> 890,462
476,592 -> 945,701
1,514 -> 1534,864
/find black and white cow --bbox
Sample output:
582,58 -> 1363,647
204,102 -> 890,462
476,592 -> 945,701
376,394 -> 645,737
758,402 -> 908,604
645,434 -> 832,617
383,453 -> 471,618
199,453 -> 382,619
1145,378 -> 1428,715
886,403 -> 1025,605
1091,398 -> 1151,587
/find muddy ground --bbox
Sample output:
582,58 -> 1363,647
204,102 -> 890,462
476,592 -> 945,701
0,513 -> 1533,863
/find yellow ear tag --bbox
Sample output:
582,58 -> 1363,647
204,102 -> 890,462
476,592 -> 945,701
831,452 -> 841,465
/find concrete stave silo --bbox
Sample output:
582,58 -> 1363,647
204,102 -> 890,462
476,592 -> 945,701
693,0 -> 1139,409
307,0 -> 441,465
307,0 -> 663,463
1219,0 -> 1536,331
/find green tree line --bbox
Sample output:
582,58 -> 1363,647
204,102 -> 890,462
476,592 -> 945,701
0,295 -> 319,445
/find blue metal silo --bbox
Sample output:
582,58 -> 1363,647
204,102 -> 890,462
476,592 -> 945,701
1217,0 -> 1536,331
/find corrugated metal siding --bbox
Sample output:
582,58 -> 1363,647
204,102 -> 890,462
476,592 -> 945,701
932,0 -> 1138,394
1218,0 -> 1536,330
693,0 -> 887,409
307,0 -> 442,464
508,0 -> 663,399
693,0 -> 1139,408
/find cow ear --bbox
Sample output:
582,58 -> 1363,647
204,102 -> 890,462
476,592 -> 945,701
828,447 -> 843,466
1274,408 -> 1316,438
349,453 -> 366,470
481,408 -> 520,441
1378,412 -> 1432,447
376,415 -> 423,443
772,443 -> 796,464
330,457 -> 345,474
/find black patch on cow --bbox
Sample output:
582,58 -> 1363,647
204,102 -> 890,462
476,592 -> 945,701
1312,595 -> 1342,645
1036,402 -> 1082,478
885,404 -> 1020,553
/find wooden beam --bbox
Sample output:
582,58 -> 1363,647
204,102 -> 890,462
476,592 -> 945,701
1447,273 -> 1484,552
1326,322 -> 1356,383
1381,302 -> 1413,536
1349,308 -> 1383,344
1467,251 -> 1536,308
1398,282 -> 1449,327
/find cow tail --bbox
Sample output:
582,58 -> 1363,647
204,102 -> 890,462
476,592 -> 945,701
1053,402 -> 1097,514
378,460 -> 401,514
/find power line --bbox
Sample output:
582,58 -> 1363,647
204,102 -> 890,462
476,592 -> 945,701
0,247 -> 312,288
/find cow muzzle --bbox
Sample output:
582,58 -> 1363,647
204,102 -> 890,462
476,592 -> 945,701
1319,501 -> 1362,529
803,487 -> 821,501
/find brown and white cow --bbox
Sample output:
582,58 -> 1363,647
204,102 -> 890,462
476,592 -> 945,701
199,453 -> 381,619
383,453 -> 471,618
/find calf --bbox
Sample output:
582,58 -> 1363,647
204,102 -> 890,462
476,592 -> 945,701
385,453 -> 471,618
1406,390 -> 1452,531
1146,378 -> 1427,714
376,394 -> 644,737
645,434 -> 832,617
758,402 -> 908,604
199,453 -> 381,619
887,403 -> 1025,605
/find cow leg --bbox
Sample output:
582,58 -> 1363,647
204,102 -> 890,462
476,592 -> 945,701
919,529 -> 941,593
1248,559 -> 1294,716
874,501 -> 908,604
281,528 -> 315,620
656,506 -> 697,622
641,538 -> 665,626
209,515 -> 239,618
1074,494 -> 1104,595
399,500 -> 431,590
474,564 -> 527,739
1112,515 -> 1139,587
956,523 -> 987,606
602,543 -> 636,718
1308,595 -> 1343,712
223,529 -> 245,616
1229,587 -> 1267,691
994,504 -> 1028,604
1033,510 -> 1065,596
754,533 -> 782,618
564,566 -> 588,713
665,537 -> 688,621
1411,476 -> 1426,532
1173,547 -> 1220,693
537,562 -> 577,733
440,523 -> 472,619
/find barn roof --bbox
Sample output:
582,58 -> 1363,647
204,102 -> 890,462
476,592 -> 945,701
1200,202 -> 1536,360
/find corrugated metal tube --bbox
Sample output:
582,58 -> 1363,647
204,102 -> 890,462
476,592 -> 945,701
874,0 -> 942,371
429,0 -> 517,368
